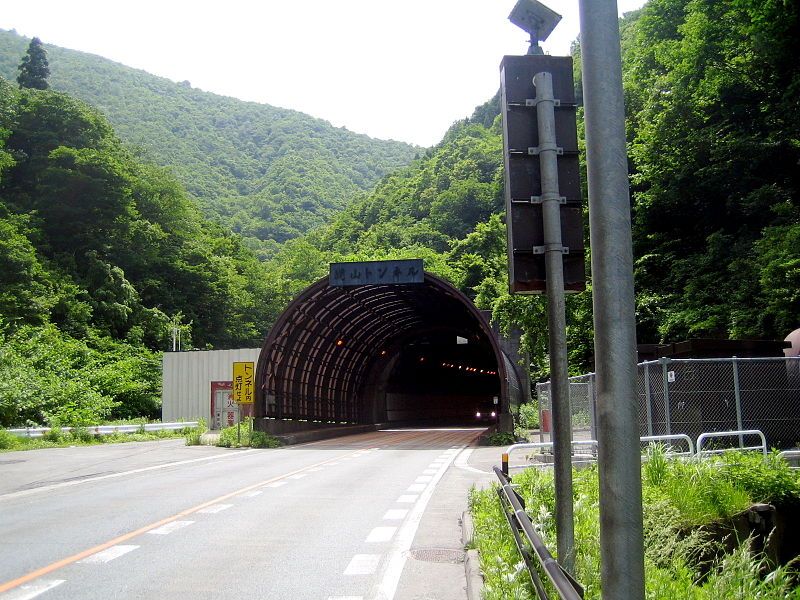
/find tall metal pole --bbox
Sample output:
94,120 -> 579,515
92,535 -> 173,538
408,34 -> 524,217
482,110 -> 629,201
578,1 -> 646,598
535,70 -> 575,573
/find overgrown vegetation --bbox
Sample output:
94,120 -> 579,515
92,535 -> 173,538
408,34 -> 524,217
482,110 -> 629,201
215,418 -> 281,448
469,449 -> 800,599
0,421 -> 191,452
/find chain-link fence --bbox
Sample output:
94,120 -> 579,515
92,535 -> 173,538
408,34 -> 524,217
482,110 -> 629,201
536,357 -> 800,450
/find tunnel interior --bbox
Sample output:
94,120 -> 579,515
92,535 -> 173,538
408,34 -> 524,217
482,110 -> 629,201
256,273 -> 512,428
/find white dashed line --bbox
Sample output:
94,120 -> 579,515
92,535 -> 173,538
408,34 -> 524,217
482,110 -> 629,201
343,554 -> 381,575
383,509 -> 408,520
414,475 -> 433,483
78,545 -> 139,564
2,579 -> 65,600
396,494 -> 418,503
306,467 -> 323,472
406,484 -> 425,493
264,481 -> 288,488
328,597 -> 363,600
328,462 -> 341,466
423,469 -> 438,475
239,490 -> 263,497
148,520 -> 194,535
366,527 -> 397,543
197,503 -> 233,514
289,474 -> 307,480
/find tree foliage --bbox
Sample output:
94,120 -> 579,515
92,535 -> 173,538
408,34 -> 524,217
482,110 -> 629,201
16,36 -> 49,90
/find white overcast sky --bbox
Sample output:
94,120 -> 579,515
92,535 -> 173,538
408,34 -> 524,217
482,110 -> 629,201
1,1 -> 646,147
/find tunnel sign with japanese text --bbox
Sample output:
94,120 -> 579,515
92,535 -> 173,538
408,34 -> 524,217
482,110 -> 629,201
233,361 -> 254,404
329,259 -> 424,287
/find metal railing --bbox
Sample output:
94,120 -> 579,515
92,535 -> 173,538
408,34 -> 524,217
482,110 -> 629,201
697,429 -> 767,457
639,434 -> 695,456
494,466 -> 583,600
6,422 -> 199,438
537,357 -> 800,451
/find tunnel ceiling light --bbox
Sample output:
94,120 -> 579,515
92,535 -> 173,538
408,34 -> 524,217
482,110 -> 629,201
336,339 -> 344,347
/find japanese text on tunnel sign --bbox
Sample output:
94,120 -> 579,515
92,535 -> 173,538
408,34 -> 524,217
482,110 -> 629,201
233,361 -> 254,404
329,259 -> 424,287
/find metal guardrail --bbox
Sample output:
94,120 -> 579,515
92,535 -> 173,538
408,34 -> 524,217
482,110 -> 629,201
778,450 -> 800,469
6,422 -> 199,438
503,441 -> 598,473
504,430 -> 772,475
494,466 -> 584,600
696,429 -> 767,457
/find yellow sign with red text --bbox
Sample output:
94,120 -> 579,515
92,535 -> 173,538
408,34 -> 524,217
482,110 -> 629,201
232,361 -> 254,404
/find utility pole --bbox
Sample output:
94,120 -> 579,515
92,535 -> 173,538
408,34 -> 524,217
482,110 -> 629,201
502,0 -> 585,573
578,0 -> 646,598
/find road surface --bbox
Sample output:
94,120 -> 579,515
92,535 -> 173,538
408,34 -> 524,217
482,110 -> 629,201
0,428 -> 496,600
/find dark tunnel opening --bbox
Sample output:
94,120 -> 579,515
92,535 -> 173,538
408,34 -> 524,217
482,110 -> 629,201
255,271 -> 524,434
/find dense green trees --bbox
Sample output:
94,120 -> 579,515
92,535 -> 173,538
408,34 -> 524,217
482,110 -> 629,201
16,37 -> 48,89
0,30 -> 418,256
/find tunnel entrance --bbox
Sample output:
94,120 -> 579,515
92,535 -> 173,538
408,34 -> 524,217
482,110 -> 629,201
255,265 -> 525,433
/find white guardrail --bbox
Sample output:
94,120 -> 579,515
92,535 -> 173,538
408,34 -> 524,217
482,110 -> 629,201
6,422 -> 199,438
502,429 -> 787,475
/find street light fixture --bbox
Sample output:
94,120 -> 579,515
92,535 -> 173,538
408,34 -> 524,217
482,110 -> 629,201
508,0 -> 561,54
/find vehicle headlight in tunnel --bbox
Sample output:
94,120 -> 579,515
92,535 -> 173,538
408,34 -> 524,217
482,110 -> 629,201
491,411 -> 496,418
475,411 -> 481,418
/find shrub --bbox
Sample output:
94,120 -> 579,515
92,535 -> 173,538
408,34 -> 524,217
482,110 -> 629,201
485,431 -> 516,446
250,430 -> 281,448
184,419 -> 206,446
0,429 -> 19,449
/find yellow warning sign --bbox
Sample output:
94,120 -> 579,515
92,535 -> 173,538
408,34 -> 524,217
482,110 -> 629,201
233,361 -> 255,404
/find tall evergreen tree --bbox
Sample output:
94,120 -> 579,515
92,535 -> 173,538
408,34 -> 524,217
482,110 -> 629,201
17,37 -> 50,90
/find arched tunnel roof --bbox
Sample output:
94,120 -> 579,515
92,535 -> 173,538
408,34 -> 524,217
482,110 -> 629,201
255,272 -> 511,423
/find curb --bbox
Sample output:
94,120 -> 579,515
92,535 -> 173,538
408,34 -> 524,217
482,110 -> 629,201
461,510 -> 484,600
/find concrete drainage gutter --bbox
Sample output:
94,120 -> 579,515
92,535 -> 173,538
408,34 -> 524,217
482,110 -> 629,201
461,509 -> 484,600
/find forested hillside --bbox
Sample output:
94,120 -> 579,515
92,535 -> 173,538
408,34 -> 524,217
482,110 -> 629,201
0,78 -> 297,426
276,0 -> 800,377
0,29 -> 418,256
1,0 -> 798,429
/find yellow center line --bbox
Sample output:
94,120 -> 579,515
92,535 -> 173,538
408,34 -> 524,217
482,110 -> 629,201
0,448 -> 365,594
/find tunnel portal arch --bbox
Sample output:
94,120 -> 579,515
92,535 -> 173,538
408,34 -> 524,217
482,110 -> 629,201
255,272 -> 524,430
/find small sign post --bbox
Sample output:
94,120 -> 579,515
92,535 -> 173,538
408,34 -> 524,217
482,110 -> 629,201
233,362 -> 255,405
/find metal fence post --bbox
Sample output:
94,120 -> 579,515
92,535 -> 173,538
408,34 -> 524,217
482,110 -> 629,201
662,358 -> 671,436
588,374 -> 598,442
732,357 -> 744,447
644,362 -> 653,436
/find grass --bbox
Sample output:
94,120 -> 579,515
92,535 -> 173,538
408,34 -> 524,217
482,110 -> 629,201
469,447 -> 800,599
214,418 -> 281,448
0,422 -> 193,452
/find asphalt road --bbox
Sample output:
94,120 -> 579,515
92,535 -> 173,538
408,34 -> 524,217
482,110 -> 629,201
0,428 -> 497,600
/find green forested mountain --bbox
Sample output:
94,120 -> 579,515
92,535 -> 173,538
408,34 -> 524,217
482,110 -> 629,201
0,29 -> 418,256
275,0 -> 800,377
1,0 -> 798,429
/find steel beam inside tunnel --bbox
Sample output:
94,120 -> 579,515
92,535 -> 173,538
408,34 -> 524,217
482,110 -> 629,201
255,271 -> 528,434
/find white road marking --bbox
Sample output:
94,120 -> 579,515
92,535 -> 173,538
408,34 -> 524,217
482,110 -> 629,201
239,490 -> 263,497
327,462 -> 341,466
0,450 -> 259,502
148,520 -> 194,535
306,467 -> 323,472
423,469 -> 438,475
414,475 -> 433,483
396,494 -> 418,503
197,503 -> 233,514
406,484 -> 425,493
264,481 -> 288,488
366,527 -> 397,543
2,579 -> 65,600
78,544 -> 139,564
453,448 -> 491,474
328,597 -> 363,600
383,509 -> 408,520
377,445 -> 466,600
343,554 -> 381,575
289,474 -> 307,480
